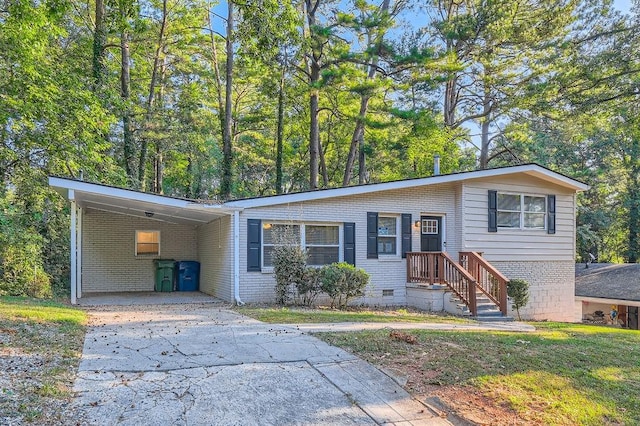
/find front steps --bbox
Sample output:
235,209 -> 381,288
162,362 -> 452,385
452,291 -> 514,322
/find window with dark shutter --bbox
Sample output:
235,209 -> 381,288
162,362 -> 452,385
344,222 -> 355,265
247,219 -> 261,271
401,214 -> 412,258
367,212 -> 378,259
488,190 -> 498,232
547,195 -> 556,234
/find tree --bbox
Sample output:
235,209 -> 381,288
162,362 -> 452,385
507,278 -> 529,320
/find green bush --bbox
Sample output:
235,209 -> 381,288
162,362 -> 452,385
507,278 -> 529,321
272,244 -> 307,305
320,262 -> 369,309
296,267 -> 322,306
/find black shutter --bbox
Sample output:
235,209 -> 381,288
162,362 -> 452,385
344,222 -> 356,265
401,214 -> 412,258
247,219 -> 261,271
488,190 -> 498,233
367,212 -> 378,259
547,195 -> 556,234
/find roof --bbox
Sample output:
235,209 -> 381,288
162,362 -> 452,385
48,176 -> 238,225
225,163 -> 589,208
575,263 -> 640,302
49,163 -> 588,222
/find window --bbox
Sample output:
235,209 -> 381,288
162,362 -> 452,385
377,216 -> 398,255
262,223 -> 300,267
497,193 -> 546,229
136,230 -> 160,255
421,219 -> 438,234
305,225 -> 339,266
262,223 -> 340,268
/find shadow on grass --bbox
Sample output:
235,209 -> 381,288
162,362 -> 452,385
316,323 -> 640,425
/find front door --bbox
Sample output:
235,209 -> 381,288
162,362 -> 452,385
420,216 -> 442,252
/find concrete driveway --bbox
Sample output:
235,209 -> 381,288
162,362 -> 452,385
71,302 -> 451,425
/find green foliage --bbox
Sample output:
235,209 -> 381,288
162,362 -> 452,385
507,279 -> 530,321
319,262 -> 370,309
296,267 -> 323,307
272,244 -> 307,305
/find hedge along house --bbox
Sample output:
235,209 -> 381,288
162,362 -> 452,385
50,163 -> 588,321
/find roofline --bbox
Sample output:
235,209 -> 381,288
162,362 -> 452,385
48,176 -> 241,213
576,296 -> 640,307
225,163 -> 590,209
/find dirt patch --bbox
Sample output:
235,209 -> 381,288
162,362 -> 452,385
0,323 -> 82,425
366,344 -> 531,425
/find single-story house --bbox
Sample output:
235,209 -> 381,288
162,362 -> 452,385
575,263 -> 640,329
49,163 -> 588,321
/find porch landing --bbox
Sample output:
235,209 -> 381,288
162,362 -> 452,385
77,291 -> 227,306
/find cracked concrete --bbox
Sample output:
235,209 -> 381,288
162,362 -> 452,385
70,303 -> 451,425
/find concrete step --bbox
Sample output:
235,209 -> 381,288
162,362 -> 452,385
473,315 -> 515,322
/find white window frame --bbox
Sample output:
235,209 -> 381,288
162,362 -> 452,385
261,222 -> 343,269
135,230 -> 161,256
377,214 -> 401,258
497,192 -> 547,230
304,224 -> 342,267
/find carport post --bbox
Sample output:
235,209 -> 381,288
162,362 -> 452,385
69,191 -> 77,305
76,206 -> 82,299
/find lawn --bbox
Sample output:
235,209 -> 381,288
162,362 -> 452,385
316,323 -> 640,425
0,296 -> 87,424
234,305 -> 471,324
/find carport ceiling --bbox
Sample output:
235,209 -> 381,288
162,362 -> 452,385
50,176 -> 235,225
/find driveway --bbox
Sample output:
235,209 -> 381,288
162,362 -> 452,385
71,302 -> 451,425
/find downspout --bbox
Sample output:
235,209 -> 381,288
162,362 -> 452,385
233,210 -> 244,305
69,190 -> 77,305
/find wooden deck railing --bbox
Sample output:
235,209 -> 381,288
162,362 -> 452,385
459,251 -> 509,315
406,252 -> 478,316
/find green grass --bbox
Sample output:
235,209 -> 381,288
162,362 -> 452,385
316,322 -> 640,425
234,305 -> 471,324
0,296 -> 87,423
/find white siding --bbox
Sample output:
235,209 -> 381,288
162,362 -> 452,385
462,176 -> 576,262
196,216 -> 233,301
239,183 -> 462,304
81,209 -> 198,293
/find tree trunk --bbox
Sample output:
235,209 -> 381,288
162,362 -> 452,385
305,0 -> 320,190
343,0 -> 390,186
627,138 -> 640,262
138,0 -> 168,191
206,6 -> 225,134
344,96 -> 369,186
479,80 -> 492,169
275,64 -> 285,194
358,136 -> 366,184
92,0 -> 107,93
220,1 -> 234,199
120,24 -> 135,184
309,83 -> 320,190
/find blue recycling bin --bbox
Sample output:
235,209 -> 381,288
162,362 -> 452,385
176,261 -> 200,291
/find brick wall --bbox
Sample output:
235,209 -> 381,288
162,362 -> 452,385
490,260 -> 576,322
196,216 -> 233,301
81,209 -> 198,293
238,183 -> 461,304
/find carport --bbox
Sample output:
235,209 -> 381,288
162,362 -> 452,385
49,177 -> 241,305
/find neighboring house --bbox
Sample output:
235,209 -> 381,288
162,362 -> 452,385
575,263 -> 640,330
49,163 -> 588,321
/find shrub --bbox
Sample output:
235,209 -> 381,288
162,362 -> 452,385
296,267 -> 322,306
507,278 -> 529,321
272,244 -> 307,305
320,262 -> 369,309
